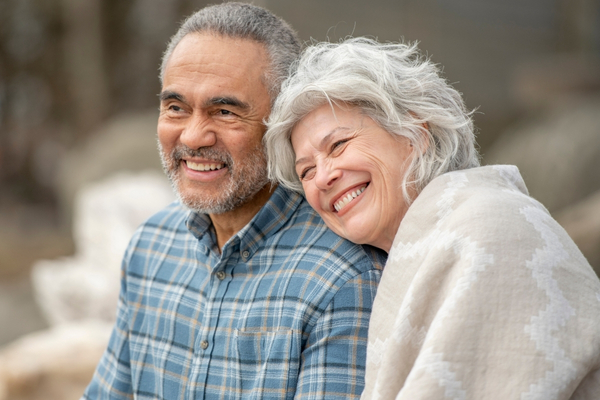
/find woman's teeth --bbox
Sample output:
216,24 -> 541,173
334,185 -> 366,212
186,161 -> 225,171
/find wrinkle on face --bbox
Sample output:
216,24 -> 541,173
291,103 -> 414,252
157,33 -> 273,236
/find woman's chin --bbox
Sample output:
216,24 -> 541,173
330,223 -> 370,246
326,218 -> 391,251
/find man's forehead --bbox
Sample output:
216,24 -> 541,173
161,33 -> 271,108
167,32 -> 268,71
163,34 -> 268,87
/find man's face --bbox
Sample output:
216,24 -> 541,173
158,33 -> 272,214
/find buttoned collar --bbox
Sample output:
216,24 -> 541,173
185,186 -> 303,259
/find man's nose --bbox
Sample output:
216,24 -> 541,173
180,114 -> 217,149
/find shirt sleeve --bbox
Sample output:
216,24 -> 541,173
81,265 -> 134,399
294,268 -> 381,400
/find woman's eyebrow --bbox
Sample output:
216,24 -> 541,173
319,126 -> 350,148
295,126 -> 350,166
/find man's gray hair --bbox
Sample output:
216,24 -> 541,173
160,2 -> 300,102
265,37 -> 480,203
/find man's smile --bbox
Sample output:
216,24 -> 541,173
185,160 -> 226,171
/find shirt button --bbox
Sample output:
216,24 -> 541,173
216,271 -> 226,280
242,250 -> 250,260
200,340 -> 209,350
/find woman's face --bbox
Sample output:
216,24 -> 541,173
291,103 -> 414,252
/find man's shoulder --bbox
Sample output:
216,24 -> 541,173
271,196 -> 386,273
121,201 -> 191,267
138,200 -> 190,235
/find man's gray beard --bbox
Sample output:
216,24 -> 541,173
158,141 -> 270,215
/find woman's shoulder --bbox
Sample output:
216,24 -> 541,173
408,165 -> 543,229
426,164 -> 531,206
394,165 -> 597,286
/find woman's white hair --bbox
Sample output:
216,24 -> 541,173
265,37 -> 480,203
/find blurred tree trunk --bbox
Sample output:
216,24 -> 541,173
61,0 -> 109,134
558,0 -> 600,54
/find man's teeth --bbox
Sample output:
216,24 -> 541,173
334,186 -> 366,212
186,161 -> 225,171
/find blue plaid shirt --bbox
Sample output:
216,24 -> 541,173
82,187 -> 385,400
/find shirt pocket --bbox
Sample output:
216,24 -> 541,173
233,329 -> 299,399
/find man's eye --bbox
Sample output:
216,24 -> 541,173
218,109 -> 233,116
167,104 -> 183,112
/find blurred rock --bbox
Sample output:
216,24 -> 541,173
0,320 -> 112,400
0,140 -> 175,400
0,279 -> 47,348
32,170 -> 174,326
55,110 -> 164,227
484,96 -> 600,213
555,189 -> 600,276
510,54 -> 600,112
0,201 -> 73,280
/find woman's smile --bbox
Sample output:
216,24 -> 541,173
332,183 -> 368,213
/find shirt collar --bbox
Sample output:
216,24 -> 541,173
185,186 -> 303,257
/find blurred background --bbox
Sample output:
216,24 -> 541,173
0,0 -> 599,398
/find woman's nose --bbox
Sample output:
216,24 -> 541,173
315,164 -> 341,190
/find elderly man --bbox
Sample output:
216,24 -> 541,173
82,3 -> 385,399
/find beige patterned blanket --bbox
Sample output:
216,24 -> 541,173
362,165 -> 600,400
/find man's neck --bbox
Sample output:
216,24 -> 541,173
209,184 -> 276,251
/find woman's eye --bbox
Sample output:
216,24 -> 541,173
331,139 -> 349,152
299,167 -> 316,181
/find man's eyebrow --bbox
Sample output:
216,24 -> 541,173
159,92 -> 250,110
207,96 -> 249,109
159,91 -> 185,103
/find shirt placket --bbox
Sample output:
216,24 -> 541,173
186,237 -> 239,399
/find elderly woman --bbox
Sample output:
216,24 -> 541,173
265,38 -> 600,399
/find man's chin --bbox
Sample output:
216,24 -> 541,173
165,156 -> 270,215
175,187 -> 231,214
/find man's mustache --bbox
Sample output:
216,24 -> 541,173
170,145 -> 234,166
